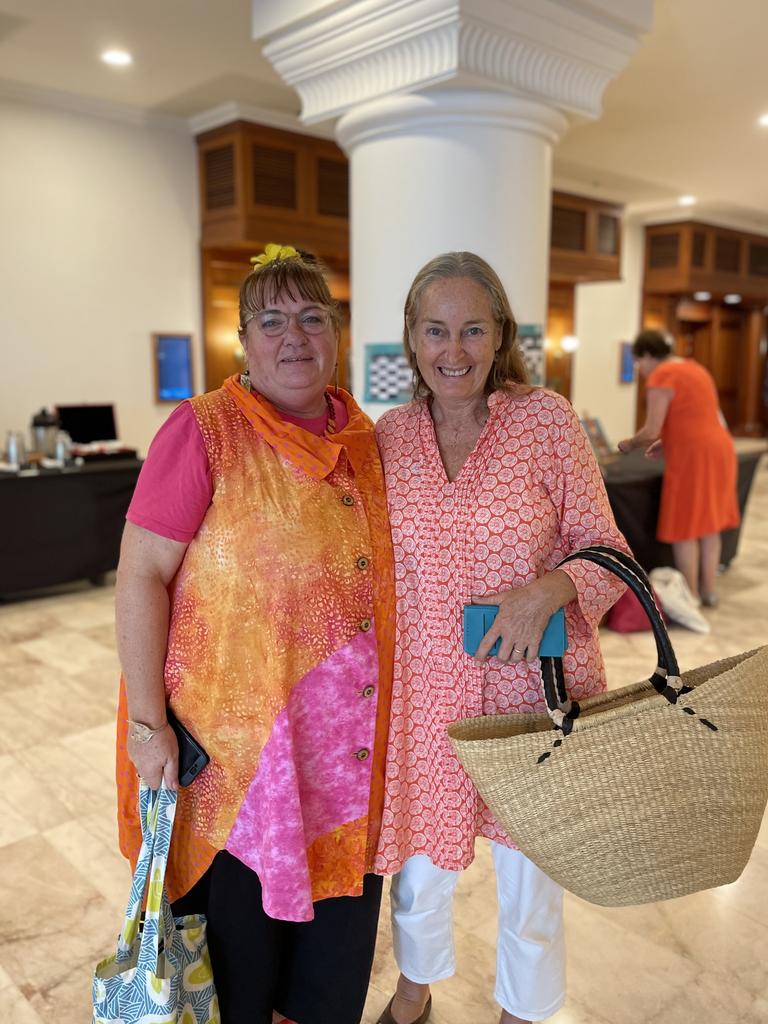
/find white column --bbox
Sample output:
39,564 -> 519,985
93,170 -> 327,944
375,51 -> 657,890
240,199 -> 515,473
255,0 -> 653,415
337,90 -> 566,407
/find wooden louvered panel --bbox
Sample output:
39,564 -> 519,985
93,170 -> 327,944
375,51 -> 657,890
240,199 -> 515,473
252,144 -> 296,209
648,232 -> 679,269
204,145 -> 235,209
551,206 -> 586,251
597,213 -> 618,255
714,234 -> 740,273
748,242 -> 768,277
691,230 -> 706,267
317,158 -> 349,218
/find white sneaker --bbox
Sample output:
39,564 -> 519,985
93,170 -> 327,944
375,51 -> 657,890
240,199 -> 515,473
649,567 -> 711,634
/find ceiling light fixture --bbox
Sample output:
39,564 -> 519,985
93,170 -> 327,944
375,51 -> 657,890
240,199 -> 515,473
724,294 -> 742,304
758,113 -> 768,127
693,291 -> 712,301
678,195 -> 697,206
101,49 -> 133,67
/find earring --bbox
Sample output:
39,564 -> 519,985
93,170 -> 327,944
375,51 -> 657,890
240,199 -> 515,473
334,364 -> 339,395
240,368 -> 251,392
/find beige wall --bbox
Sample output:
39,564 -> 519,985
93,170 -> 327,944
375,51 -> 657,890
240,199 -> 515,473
0,98 -> 200,457
571,216 -> 644,447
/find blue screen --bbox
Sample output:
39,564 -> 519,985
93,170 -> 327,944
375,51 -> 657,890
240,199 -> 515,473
157,336 -> 193,400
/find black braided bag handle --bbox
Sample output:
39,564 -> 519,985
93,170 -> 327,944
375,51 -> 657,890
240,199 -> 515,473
540,545 -> 684,735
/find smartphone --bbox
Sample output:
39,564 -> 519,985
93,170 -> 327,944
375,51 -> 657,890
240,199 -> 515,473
463,605 -> 567,658
167,708 -> 209,787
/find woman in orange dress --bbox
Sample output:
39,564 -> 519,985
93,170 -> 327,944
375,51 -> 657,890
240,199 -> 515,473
618,329 -> 739,606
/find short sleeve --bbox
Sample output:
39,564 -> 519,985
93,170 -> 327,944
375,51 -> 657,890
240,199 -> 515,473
127,403 -> 212,542
646,363 -> 675,390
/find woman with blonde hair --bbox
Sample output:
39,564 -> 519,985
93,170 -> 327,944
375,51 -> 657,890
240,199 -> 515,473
373,251 -> 629,1024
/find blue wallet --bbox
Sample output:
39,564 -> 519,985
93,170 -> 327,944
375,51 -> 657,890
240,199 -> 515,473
462,605 -> 567,658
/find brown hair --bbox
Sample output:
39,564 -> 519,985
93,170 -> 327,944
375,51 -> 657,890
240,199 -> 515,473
403,251 -> 528,399
238,247 -> 341,335
632,329 -> 673,360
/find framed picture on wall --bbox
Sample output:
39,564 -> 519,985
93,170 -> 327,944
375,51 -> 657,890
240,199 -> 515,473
619,340 -> 635,383
153,333 -> 194,402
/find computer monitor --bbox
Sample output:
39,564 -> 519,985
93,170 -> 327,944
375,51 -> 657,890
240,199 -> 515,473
56,404 -> 118,443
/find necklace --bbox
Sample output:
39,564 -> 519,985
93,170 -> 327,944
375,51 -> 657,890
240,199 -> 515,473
324,392 -> 337,434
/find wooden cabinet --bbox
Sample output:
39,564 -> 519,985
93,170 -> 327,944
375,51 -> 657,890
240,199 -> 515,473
645,221 -> 768,304
197,121 -> 349,260
550,192 -> 622,283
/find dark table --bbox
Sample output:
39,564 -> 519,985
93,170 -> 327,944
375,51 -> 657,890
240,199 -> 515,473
0,459 -> 142,597
602,449 -> 763,573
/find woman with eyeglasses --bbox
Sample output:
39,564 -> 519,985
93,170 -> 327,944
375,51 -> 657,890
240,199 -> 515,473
114,244 -> 395,1024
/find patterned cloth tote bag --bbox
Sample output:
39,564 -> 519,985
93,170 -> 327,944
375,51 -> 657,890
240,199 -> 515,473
92,782 -> 219,1023
448,545 -> 768,907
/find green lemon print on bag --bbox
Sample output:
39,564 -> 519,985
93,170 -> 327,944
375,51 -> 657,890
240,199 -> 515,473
147,863 -> 165,914
184,948 -> 214,990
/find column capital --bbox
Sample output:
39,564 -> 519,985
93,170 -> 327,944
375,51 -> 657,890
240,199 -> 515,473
256,0 -> 653,124
336,89 -> 569,152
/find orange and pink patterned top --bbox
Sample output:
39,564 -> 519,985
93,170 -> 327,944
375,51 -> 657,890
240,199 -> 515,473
116,376 -> 395,921
373,387 -> 629,875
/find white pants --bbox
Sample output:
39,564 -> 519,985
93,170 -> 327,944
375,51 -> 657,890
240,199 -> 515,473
390,846 -> 566,1020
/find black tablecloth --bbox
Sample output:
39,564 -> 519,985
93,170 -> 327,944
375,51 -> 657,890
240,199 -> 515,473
602,449 -> 762,572
0,460 -> 142,596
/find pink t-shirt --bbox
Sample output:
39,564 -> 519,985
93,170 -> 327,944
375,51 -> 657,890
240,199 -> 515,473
127,395 -> 349,543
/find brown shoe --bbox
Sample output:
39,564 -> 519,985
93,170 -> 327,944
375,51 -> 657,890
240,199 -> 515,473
376,993 -> 432,1024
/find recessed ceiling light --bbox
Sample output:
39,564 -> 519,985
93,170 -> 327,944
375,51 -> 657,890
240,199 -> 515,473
693,291 -> 711,301
101,49 -> 133,67
678,195 -> 697,206
758,113 -> 768,127
724,294 -> 742,304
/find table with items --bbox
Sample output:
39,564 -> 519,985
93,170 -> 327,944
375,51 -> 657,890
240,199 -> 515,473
0,459 -> 142,596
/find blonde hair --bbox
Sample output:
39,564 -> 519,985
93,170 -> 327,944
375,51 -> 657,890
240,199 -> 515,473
403,251 -> 528,399
238,247 -> 341,335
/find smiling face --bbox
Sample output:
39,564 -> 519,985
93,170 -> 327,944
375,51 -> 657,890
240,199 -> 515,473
409,277 -> 501,409
240,290 -> 338,416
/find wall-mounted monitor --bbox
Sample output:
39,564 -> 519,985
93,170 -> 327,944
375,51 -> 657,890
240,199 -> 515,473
153,333 -> 194,402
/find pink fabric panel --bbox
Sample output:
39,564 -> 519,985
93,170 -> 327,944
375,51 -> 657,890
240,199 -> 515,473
226,627 -> 379,921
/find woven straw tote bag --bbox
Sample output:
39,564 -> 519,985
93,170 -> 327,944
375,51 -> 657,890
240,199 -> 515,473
447,545 -> 768,906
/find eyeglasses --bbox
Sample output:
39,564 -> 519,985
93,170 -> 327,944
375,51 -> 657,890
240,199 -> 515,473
242,308 -> 331,337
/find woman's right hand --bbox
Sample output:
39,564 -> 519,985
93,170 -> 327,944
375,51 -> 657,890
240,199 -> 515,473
127,724 -> 180,791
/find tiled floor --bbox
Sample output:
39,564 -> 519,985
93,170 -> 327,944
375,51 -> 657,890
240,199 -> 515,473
1,459 -> 766,1023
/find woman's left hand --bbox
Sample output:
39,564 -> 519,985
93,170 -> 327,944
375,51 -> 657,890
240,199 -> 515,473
471,570 -> 577,664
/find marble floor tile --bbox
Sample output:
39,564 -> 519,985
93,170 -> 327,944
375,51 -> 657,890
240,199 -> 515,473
0,461 -> 766,1023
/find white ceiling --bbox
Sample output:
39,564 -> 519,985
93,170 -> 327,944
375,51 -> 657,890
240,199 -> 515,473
1,0 -> 767,229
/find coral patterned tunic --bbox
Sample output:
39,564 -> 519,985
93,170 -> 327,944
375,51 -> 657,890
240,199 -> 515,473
373,388 -> 630,875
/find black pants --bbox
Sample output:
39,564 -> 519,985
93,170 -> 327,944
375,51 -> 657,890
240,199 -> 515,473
173,851 -> 383,1024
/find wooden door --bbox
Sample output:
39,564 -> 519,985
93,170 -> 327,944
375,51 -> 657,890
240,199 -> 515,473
545,282 -> 575,400
710,307 -> 744,427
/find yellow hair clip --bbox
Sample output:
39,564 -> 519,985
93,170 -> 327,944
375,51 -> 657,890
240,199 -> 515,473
250,243 -> 300,268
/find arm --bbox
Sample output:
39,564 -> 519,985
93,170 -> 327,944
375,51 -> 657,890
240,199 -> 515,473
115,522 -> 188,789
618,387 -> 672,457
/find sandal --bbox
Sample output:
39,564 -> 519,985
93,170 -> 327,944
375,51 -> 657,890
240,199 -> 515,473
376,993 -> 433,1024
